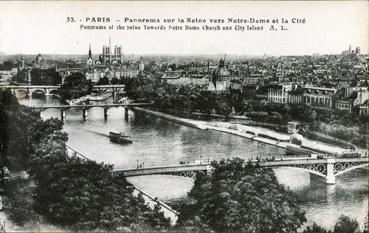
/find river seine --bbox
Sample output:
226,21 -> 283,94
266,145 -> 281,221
20,96 -> 368,230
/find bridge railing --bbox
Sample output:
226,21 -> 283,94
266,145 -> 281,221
335,157 -> 369,163
29,102 -> 152,108
114,163 -> 211,173
115,156 -> 369,174
66,145 -> 91,161
132,186 -> 179,216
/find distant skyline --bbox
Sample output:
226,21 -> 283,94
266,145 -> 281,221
0,1 -> 368,56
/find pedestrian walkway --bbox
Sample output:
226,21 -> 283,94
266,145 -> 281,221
132,187 -> 178,225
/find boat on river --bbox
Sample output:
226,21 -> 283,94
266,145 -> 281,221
109,131 -> 133,144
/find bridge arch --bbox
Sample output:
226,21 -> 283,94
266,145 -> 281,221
273,165 -> 326,178
31,89 -> 46,96
48,89 -> 59,95
334,163 -> 368,177
12,89 -> 29,98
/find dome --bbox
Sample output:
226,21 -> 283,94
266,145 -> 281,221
210,58 -> 231,90
213,66 -> 230,78
212,58 -> 230,78
35,53 -> 43,63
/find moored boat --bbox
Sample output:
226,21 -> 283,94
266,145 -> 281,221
109,131 -> 133,144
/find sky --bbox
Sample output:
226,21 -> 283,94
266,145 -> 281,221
0,1 -> 368,56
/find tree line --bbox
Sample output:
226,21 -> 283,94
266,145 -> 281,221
12,68 -> 61,85
123,74 -> 233,116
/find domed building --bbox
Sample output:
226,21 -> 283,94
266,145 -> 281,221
207,58 -> 231,91
33,53 -> 46,69
35,53 -> 43,64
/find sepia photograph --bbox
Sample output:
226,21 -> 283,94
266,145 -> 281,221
0,1 -> 368,232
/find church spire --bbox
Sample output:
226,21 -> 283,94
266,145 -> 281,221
88,44 -> 92,59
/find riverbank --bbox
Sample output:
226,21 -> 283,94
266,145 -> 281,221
133,107 -> 349,155
133,107 -> 209,130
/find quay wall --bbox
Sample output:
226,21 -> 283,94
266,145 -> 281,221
132,107 -> 347,155
132,107 -> 208,129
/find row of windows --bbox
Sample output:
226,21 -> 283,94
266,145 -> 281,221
303,96 -> 331,106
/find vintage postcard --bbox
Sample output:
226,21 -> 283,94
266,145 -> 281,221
0,1 -> 368,232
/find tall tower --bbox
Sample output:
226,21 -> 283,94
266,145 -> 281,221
355,47 -> 360,54
19,56 -> 25,70
88,44 -> 92,59
27,68 -> 31,85
87,44 -> 93,66
114,45 -> 122,63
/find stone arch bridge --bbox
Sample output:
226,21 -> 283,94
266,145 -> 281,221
113,157 -> 368,184
29,102 -> 152,120
1,84 -> 125,97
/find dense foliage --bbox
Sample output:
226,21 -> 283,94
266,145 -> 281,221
12,68 -> 61,85
0,89 -> 40,170
30,68 -> 62,85
240,99 -> 368,147
176,158 -> 307,233
29,143 -> 170,231
0,61 -> 16,71
123,75 -> 232,115
11,69 -> 27,84
0,89 -> 170,231
303,215 -> 365,233
59,72 -> 92,100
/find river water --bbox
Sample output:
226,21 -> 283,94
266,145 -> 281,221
20,96 -> 368,230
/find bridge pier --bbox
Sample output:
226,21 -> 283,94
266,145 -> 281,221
206,165 -> 213,175
104,108 -> 108,120
124,108 -> 129,120
45,89 -> 50,96
82,109 -> 88,121
60,110 -> 66,121
325,158 -> 336,184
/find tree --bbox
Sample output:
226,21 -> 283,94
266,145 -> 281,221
177,158 -> 306,233
29,152 -> 170,231
97,76 -> 109,85
363,212 -> 369,233
333,215 -> 359,233
12,69 -> 28,83
59,72 -> 92,100
0,60 -> 15,70
303,223 -> 331,233
110,77 -> 120,84
0,89 -> 41,170
3,179 -> 38,226
214,99 -> 232,116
